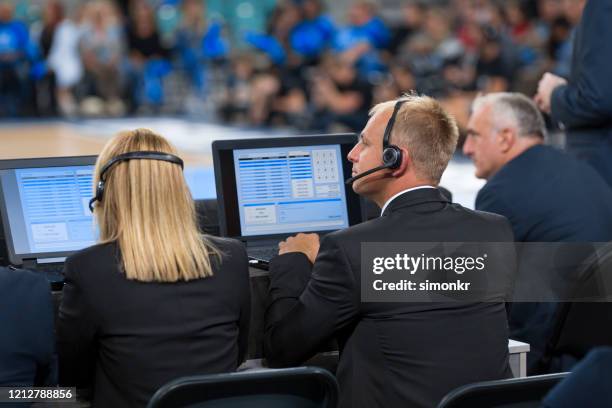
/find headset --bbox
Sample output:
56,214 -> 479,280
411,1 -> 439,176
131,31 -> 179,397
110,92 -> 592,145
345,99 -> 406,185
88,151 -> 184,212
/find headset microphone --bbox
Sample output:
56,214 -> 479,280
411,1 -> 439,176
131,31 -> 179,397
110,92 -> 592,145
344,162 -> 394,184
344,100 -> 406,185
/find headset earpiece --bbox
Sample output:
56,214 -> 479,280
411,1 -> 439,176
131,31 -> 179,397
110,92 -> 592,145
382,145 -> 402,169
345,100 -> 407,184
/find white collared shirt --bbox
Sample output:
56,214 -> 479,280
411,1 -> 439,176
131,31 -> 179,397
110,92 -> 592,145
380,186 -> 436,216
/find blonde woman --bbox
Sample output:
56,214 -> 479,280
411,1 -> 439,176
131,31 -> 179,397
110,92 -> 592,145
57,129 -> 250,407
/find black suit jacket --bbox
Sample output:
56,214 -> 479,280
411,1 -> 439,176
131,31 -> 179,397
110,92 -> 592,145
551,0 -> 612,188
476,145 -> 612,243
57,237 -> 250,408
0,267 -> 56,386
265,188 -> 513,408
476,145 -> 612,371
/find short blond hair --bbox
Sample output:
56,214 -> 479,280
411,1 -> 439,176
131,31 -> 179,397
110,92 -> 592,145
94,128 -> 220,282
370,94 -> 459,183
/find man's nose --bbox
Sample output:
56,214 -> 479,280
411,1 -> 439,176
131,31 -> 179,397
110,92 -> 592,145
463,137 -> 473,156
347,144 -> 360,163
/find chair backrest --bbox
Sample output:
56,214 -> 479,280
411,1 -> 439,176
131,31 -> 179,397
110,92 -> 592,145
437,373 -> 568,408
147,367 -> 339,408
538,243 -> 612,372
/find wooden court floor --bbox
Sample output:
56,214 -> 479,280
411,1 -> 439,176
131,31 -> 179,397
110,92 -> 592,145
0,119 -> 482,208
0,121 -> 211,167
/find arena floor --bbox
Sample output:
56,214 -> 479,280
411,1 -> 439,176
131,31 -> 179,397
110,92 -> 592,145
0,118 -> 484,208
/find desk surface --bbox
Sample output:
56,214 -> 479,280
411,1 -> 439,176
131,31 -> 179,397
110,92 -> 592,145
508,339 -> 530,353
242,339 -> 530,372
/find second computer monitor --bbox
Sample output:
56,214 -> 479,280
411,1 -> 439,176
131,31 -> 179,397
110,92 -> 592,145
212,134 -> 364,240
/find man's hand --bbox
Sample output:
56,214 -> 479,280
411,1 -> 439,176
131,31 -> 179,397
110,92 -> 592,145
535,72 -> 567,114
278,233 -> 320,264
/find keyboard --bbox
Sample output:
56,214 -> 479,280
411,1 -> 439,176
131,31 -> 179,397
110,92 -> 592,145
247,246 -> 279,263
37,263 -> 65,274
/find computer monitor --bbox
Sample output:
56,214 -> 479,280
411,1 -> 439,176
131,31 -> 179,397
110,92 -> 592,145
0,156 -> 98,266
212,134 -> 364,243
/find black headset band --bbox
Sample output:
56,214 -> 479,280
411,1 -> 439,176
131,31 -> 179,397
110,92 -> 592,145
99,151 -> 184,181
382,99 -> 407,149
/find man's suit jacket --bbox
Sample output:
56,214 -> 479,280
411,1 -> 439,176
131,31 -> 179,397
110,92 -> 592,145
265,188 -> 513,408
0,267 -> 56,386
57,237 -> 250,408
551,0 -> 612,188
476,145 -> 612,243
476,144 -> 612,372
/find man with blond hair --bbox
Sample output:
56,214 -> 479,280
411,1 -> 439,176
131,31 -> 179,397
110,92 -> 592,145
265,95 -> 514,408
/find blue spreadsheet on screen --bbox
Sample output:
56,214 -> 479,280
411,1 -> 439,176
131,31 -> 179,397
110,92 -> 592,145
234,145 -> 350,237
212,134 -> 364,265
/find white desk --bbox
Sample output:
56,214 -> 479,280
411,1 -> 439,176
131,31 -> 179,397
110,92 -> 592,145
242,339 -> 530,378
509,339 -> 530,378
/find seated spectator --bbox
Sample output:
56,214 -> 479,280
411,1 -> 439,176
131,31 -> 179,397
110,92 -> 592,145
0,267 -> 56,386
372,63 -> 416,105
57,129 -> 250,407
80,1 -> 125,116
0,2 -> 30,117
333,0 -> 390,79
125,3 -> 171,112
424,7 -> 464,72
503,0 -> 540,66
534,0 -> 563,43
30,0 -> 64,116
546,16 -> 572,76
474,28 -> 514,92
176,0 -> 229,96
218,53 -> 255,124
309,54 -> 373,132
44,3 -> 83,117
290,0 -> 335,65
463,92 -> 612,372
387,1 -> 426,55
244,0 -> 327,127
550,0 -> 585,77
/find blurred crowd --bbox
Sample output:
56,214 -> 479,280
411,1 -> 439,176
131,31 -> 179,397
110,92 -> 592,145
0,0 -> 582,132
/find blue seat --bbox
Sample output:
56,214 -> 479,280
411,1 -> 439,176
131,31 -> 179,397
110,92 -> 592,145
147,366 -> 339,408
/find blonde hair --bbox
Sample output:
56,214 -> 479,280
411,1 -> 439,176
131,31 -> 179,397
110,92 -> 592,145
93,128 -> 220,282
370,94 -> 459,183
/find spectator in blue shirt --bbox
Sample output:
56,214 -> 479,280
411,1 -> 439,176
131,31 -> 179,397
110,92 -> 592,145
290,0 -> 335,64
0,2 -> 30,116
333,0 -> 390,78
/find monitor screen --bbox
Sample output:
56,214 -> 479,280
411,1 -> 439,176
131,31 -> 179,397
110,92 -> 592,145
0,164 -> 97,259
0,156 -> 215,265
213,134 -> 363,239
233,145 -> 350,236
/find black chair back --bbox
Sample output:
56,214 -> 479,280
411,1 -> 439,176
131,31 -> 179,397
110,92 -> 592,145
147,366 -> 339,408
437,373 -> 568,408
537,243 -> 612,372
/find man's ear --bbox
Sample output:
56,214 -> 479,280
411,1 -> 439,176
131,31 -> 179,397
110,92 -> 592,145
497,128 -> 516,153
391,147 -> 410,177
